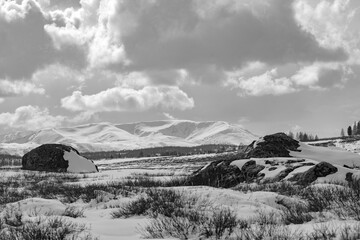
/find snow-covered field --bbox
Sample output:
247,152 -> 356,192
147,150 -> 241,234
2,144 -> 360,239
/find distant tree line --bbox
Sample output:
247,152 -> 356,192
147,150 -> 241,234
82,144 -> 238,160
287,131 -> 319,142
341,121 -> 360,137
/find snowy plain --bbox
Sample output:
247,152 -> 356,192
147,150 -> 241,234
2,141 -> 360,239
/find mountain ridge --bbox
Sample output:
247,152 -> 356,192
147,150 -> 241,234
0,120 -> 258,155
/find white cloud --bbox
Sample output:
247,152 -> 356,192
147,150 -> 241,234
0,0 -> 86,80
44,0 -> 128,68
0,0 -> 42,22
0,80 -> 45,97
225,61 -> 351,96
227,69 -> 296,96
290,64 -> 321,87
0,105 -> 100,131
0,105 -> 65,130
61,86 -> 195,112
294,0 -> 360,64
163,112 -> 176,120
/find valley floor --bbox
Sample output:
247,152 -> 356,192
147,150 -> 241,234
2,150 -> 360,239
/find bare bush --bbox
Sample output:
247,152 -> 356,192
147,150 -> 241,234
111,188 -> 188,218
62,206 -> 85,218
200,207 -> 238,239
276,197 -> 313,225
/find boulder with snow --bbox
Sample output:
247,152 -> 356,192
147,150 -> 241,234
245,132 -> 300,158
189,160 -> 243,187
22,144 -> 98,173
241,160 -> 265,180
289,162 -> 338,185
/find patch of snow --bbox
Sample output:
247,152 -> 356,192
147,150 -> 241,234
64,150 -> 98,173
3,198 -> 66,217
290,143 -> 360,167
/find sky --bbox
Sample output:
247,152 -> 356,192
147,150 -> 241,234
0,0 -> 360,137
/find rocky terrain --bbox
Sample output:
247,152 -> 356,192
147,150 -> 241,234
190,133 -> 360,187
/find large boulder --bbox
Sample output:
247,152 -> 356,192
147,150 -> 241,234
288,162 -> 338,185
245,133 -> 300,158
241,160 -> 265,180
22,144 -> 98,173
188,159 -> 267,188
188,160 -> 243,188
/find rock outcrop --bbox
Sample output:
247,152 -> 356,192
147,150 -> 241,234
188,159 -> 266,188
22,144 -> 98,173
288,162 -> 338,185
188,160 -> 243,188
245,133 -> 300,158
241,160 -> 265,179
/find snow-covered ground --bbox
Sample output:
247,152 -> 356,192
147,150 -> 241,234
2,143 -> 360,239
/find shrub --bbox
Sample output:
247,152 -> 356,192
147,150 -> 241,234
234,181 -> 302,196
3,206 -> 23,227
62,206 -> 85,218
1,216 -> 98,240
111,188 -> 187,218
200,208 -> 238,239
276,197 -> 313,225
306,224 -> 337,240
142,215 -> 199,240
339,224 -> 360,240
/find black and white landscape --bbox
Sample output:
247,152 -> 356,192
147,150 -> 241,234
2,0 -> 360,239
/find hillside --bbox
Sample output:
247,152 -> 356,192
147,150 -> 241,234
0,120 -> 257,155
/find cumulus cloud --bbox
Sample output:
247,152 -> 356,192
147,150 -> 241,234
228,69 -> 296,96
61,86 -> 195,112
0,80 -> 44,97
225,61 -> 352,96
294,0 -> 360,64
0,105 -> 100,130
116,0 -> 346,72
0,105 -> 65,130
42,0 -> 348,80
44,0 -> 128,68
0,0 -> 85,79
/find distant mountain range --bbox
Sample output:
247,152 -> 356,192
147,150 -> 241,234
0,120 -> 258,156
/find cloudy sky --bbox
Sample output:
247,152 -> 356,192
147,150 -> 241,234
0,0 -> 359,137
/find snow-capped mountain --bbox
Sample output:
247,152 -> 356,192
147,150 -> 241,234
0,120 -> 258,155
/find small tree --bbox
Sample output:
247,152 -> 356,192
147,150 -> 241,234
299,132 -> 304,141
341,128 -> 345,138
357,121 -> 360,135
348,126 -> 352,136
303,133 -> 309,141
353,122 -> 358,136
288,131 -> 294,139
315,135 -> 319,141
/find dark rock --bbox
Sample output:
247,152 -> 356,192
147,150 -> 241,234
346,172 -> 353,182
22,144 -> 95,172
189,160 -> 243,188
289,162 -> 338,185
343,164 -> 353,169
241,160 -> 265,179
273,166 -> 299,182
268,167 -> 277,171
246,133 -> 300,158
302,162 -> 316,166
286,159 -> 305,164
